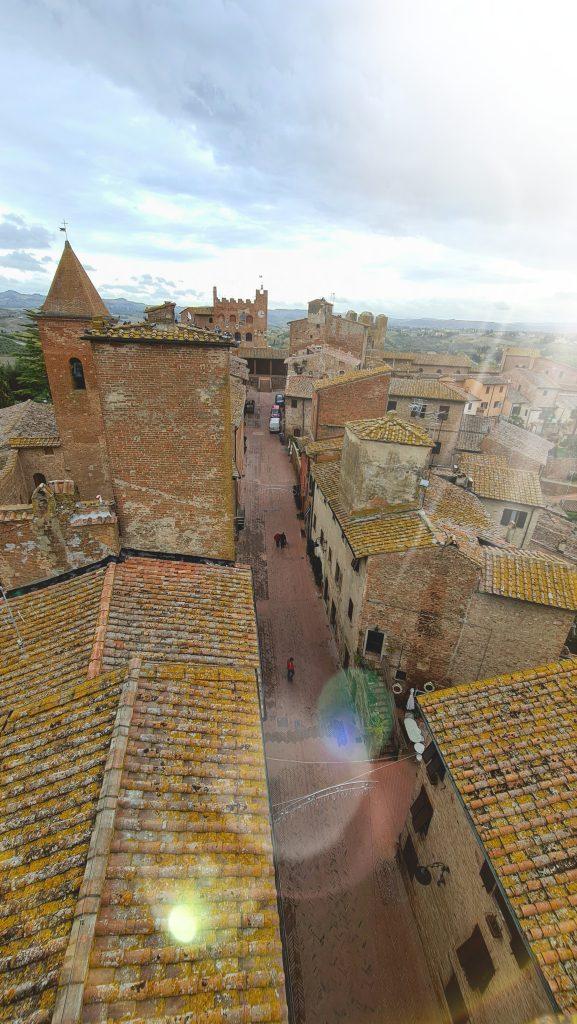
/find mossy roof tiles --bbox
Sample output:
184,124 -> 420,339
458,452 -> 544,506
419,660 -> 577,1013
285,373 -> 317,399
0,669 -> 126,1023
84,322 -> 231,345
347,413 -> 433,446
424,476 -> 492,532
313,365 -> 391,391
81,662 -> 287,1024
389,377 -> 469,401
312,462 -> 435,558
481,549 -> 577,610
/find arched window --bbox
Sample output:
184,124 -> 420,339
246,314 -> 253,325
246,332 -> 253,342
234,331 -> 241,341
33,472 -> 47,488
229,314 -> 236,324
70,357 -> 86,390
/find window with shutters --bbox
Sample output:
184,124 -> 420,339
493,887 -> 530,968
438,404 -> 450,421
444,972 -> 470,1024
456,925 -> 495,992
410,786 -> 433,837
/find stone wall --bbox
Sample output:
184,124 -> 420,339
390,395 -> 464,467
0,450 -> 26,504
481,435 -> 542,473
311,372 -> 391,439
212,287 -> 267,345
544,453 -> 577,482
284,397 -> 312,437
339,429 -> 428,511
289,314 -> 367,359
91,341 -> 235,560
0,492 -> 119,589
398,767 -> 553,1024
15,445 -> 65,499
447,591 -> 574,684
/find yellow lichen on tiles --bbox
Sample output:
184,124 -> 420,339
347,413 -> 433,447
419,660 -> 577,1014
482,550 -> 577,610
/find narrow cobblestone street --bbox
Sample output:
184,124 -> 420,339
238,391 -> 444,1024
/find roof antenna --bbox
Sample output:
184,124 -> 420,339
60,219 -> 68,240
0,585 -> 26,652
258,274 -> 264,293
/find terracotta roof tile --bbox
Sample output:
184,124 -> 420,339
424,476 -> 492,531
458,453 -> 543,505
285,373 -> 317,399
0,668 -> 126,1022
0,400 -> 58,448
481,549 -> 577,610
347,413 -> 433,446
410,351 -> 473,368
491,419 -> 554,464
390,377 -> 469,401
419,660 -> 577,1013
312,462 -> 435,557
85,321 -> 231,346
41,242 -> 110,319
313,366 -> 391,391
303,436 -> 344,458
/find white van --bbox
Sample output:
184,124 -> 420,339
269,415 -> 281,433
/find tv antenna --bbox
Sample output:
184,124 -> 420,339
258,274 -> 264,292
59,219 -> 69,240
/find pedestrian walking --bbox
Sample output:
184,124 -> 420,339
287,656 -> 295,682
280,531 -> 287,548
273,532 -> 281,548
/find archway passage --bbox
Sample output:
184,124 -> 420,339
33,473 -> 47,488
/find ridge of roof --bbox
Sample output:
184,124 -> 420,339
347,413 -> 433,447
41,241 -> 110,319
313,365 -> 391,390
390,376 -> 469,401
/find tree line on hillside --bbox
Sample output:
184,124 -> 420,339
0,312 -> 50,407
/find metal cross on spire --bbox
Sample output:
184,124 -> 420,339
59,219 -> 68,240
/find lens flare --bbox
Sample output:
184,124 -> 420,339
168,904 -> 197,944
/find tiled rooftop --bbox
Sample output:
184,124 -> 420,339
81,662 -> 286,1024
411,351 -> 473,367
312,462 -> 435,557
0,668 -> 126,1023
347,413 -> 433,447
0,400 -> 58,448
84,321 -> 232,345
303,435 -> 344,459
491,418 -> 554,463
458,453 -> 543,506
230,376 -> 247,427
285,373 -> 317,399
390,377 -> 469,401
456,413 -> 492,452
7,435 -> 61,449
419,660 -> 577,1013
424,476 -> 492,531
313,365 -> 391,391
481,549 -> 577,610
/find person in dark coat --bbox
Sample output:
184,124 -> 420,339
274,532 -> 281,548
280,532 -> 287,548
287,656 -> 295,682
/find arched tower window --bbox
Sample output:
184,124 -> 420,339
246,332 -> 253,342
234,331 -> 241,341
70,357 -> 86,390
246,314 -> 253,325
229,314 -> 236,324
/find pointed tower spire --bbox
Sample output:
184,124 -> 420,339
41,241 -> 110,319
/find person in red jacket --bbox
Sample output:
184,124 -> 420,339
287,656 -> 295,682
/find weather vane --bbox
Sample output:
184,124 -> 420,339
59,219 -> 68,240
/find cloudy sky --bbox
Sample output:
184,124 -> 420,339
1,0 -> 577,322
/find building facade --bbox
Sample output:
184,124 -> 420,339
181,285 -> 268,346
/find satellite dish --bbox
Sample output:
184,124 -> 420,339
424,681 -> 435,692
392,682 -> 403,695
415,866 -> 432,886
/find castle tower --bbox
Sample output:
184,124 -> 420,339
38,242 -> 114,499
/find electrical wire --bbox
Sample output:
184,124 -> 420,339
271,752 -> 416,812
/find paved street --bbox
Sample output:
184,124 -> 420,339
238,390 -> 444,1024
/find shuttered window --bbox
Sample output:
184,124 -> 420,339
424,742 -> 446,785
456,925 -> 495,992
410,786 -> 433,837
444,972 -> 470,1024
402,834 -> 419,879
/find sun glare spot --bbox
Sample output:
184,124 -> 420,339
168,904 -> 197,944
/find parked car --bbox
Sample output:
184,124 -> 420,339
244,398 -> 255,414
269,415 -> 281,433
271,403 -> 281,415
275,393 -> 285,407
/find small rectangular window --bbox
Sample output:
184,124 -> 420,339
444,972 -> 470,1024
335,562 -> 341,585
511,404 -> 521,416
480,860 -> 496,894
457,925 -> 495,993
365,628 -> 384,655
500,508 -> 513,526
438,405 -> 450,421
347,598 -> 353,621
410,786 -> 433,837
485,385 -> 491,393
424,742 -> 446,785
514,510 -> 527,528
291,398 -> 298,408
387,399 -> 397,411
493,888 -> 530,968
432,441 -> 441,455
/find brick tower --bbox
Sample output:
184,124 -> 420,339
39,241 -> 114,499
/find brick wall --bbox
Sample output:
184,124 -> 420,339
311,372 -> 391,439
398,768 -> 552,1024
359,544 -> 480,688
448,591 -> 574,684
0,496 -> 119,589
289,315 -> 367,358
91,341 -> 235,560
0,450 -> 26,504
213,287 -> 267,344
284,397 -> 312,437
389,395 -> 464,466
544,453 -> 577,482
39,318 -> 113,500
16,446 -> 66,499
